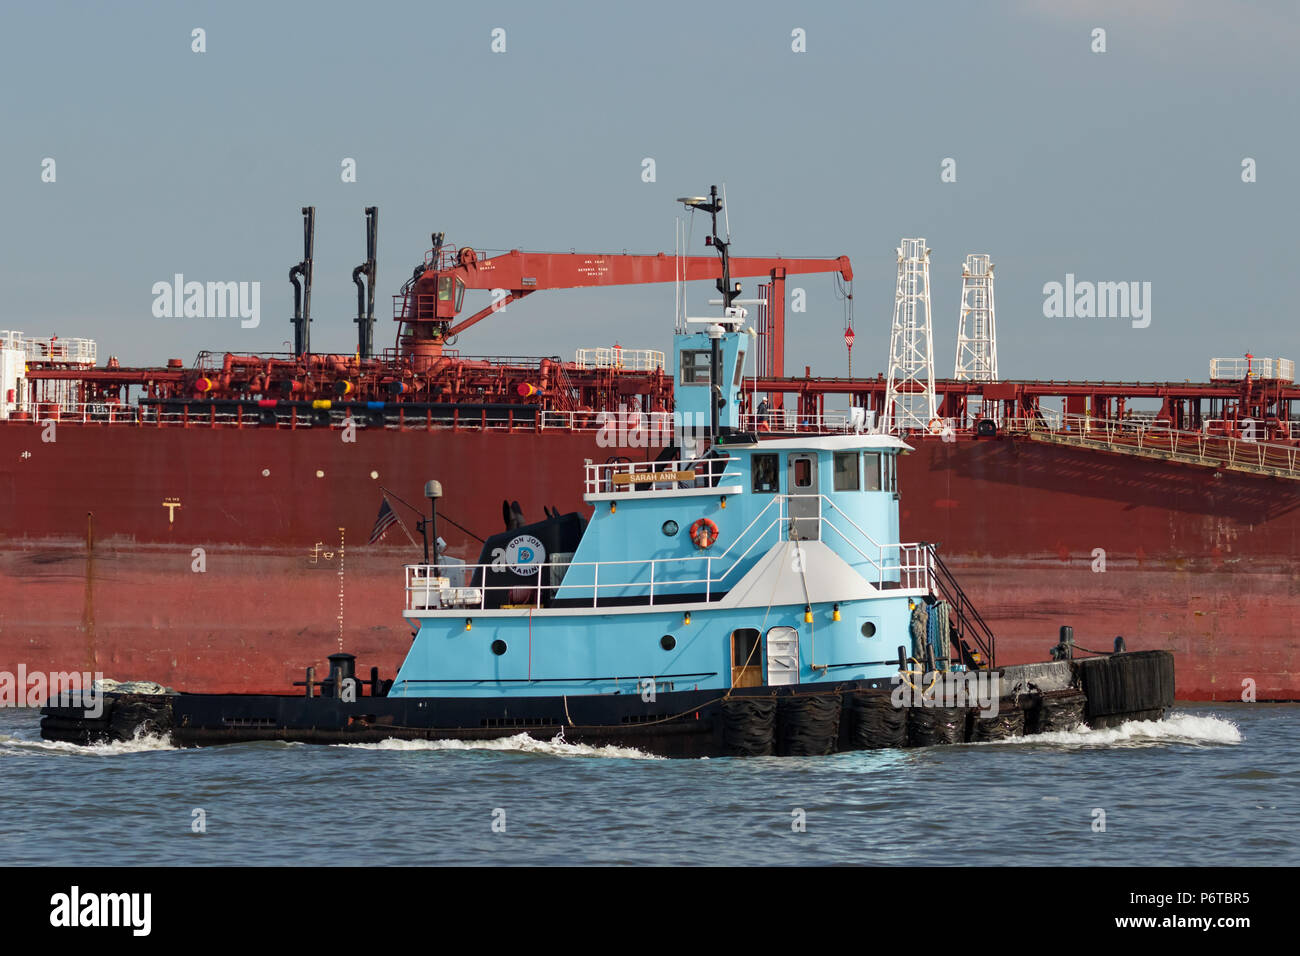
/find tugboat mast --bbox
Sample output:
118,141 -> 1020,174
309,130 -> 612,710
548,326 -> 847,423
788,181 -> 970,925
683,184 -> 739,444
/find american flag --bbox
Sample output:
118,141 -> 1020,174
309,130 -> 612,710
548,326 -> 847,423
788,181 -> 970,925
368,498 -> 399,544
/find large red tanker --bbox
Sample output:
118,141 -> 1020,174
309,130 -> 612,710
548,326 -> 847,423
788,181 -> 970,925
2,210 -> 1296,700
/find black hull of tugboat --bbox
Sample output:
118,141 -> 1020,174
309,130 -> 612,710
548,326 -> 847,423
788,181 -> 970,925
40,651 -> 1176,757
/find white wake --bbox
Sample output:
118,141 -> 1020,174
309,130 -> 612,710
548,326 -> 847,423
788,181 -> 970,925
0,728 -> 177,756
338,731 -> 662,760
981,712 -> 1242,748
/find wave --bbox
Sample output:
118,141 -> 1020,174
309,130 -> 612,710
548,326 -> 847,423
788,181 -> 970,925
979,712 -> 1242,748
0,728 -> 177,757
337,731 -> 662,760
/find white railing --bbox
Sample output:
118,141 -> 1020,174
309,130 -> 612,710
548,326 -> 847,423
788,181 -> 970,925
6,333 -> 98,365
0,401 -> 142,422
816,494 -> 935,592
582,456 -> 742,495
1210,356 -> 1295,382
574,347 -> 665,371
1035,416 -> 1300,476
740,411 -> 857,433
404,493 -> 933,613
540,409 -> 676,436
0,403 -> 552,430
1049,414 -> 1172,436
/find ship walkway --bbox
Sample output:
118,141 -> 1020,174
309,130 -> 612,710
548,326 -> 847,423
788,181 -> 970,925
1023,418 -> 1300,480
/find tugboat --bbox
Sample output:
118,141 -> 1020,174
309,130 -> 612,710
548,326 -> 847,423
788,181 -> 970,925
40,188 -> 1175,756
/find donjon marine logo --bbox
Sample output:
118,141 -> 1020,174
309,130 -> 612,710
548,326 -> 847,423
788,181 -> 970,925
499,534 -> 546,576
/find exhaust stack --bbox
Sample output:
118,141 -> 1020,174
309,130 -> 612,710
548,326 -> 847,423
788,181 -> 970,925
289,206 -> 315,357
352,207 -> 378,359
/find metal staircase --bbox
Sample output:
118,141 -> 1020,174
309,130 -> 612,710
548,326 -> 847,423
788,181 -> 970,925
925,545 -> 997,668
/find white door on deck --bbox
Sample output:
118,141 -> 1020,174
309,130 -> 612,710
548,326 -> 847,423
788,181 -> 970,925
766,626 -> 800,686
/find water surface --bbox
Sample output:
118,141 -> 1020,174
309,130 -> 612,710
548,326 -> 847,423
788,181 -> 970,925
1,704 -> 1291,866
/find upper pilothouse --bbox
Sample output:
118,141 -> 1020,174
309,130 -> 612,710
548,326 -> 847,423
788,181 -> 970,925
673,329 -> 747,437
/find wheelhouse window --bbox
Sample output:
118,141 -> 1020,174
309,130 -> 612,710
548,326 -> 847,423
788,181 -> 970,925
680,350 -> 711,385
863,452 -> 882,491
883,452 -> 896,492
751,453 -> 779,493
733,351 -> 746,387
833,452 -> 859,491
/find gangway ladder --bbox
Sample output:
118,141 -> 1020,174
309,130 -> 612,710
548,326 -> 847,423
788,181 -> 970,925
925,544 -> 997,668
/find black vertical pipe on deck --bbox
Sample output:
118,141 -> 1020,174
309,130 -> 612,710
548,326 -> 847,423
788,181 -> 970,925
291,206 -> 315,357
354,206 -> 378,358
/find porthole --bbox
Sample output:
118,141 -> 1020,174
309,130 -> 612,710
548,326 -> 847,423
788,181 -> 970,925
860,621 -> 877,638
491,639 -> 507,656
660,635 -> 676,651
662,520 -> 679,537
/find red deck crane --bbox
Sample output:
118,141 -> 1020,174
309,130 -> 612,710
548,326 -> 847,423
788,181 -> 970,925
393,243 -> 853,378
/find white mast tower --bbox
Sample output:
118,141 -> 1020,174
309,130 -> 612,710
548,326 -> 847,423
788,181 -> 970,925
883,238 -> 937,432
953,253 -> 998,382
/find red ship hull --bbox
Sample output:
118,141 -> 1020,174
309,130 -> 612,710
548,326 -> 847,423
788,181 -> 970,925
1,424 -> 616,695
2,424 -> 1296,700
899,437 -> 1299,701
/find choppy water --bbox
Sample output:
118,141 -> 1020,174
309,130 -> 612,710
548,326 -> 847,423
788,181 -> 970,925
0,705 -> 1294,866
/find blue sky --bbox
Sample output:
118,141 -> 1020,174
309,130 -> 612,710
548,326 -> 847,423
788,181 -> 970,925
2,0 -> 1296,381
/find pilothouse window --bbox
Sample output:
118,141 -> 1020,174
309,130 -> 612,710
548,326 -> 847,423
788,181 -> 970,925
680,350 -> 712,385
751,453 -> 779,493
863,452 -> 882,491
833,452 -> 859,491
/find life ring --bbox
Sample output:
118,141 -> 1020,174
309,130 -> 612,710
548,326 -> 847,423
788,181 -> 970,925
689,518 -> 719,550
927,418 -> 944,435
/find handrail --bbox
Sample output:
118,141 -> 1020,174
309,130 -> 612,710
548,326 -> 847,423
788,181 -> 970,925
573,348 -> 665,371
404,493 -> 933,613
583,456 -> 741,495
926,544 -> 996,667
1029,416 -> 1300,478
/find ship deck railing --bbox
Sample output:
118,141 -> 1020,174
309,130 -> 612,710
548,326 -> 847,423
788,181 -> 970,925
1021,416 -> 1300,479
740,411 -> 867,433
582,456 -> 742,496
573,348 -> 666,372
0,401 -> 551,432
1209,356 -> 1295,382
541,409 -> 676,434
405,493 -> 933,613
